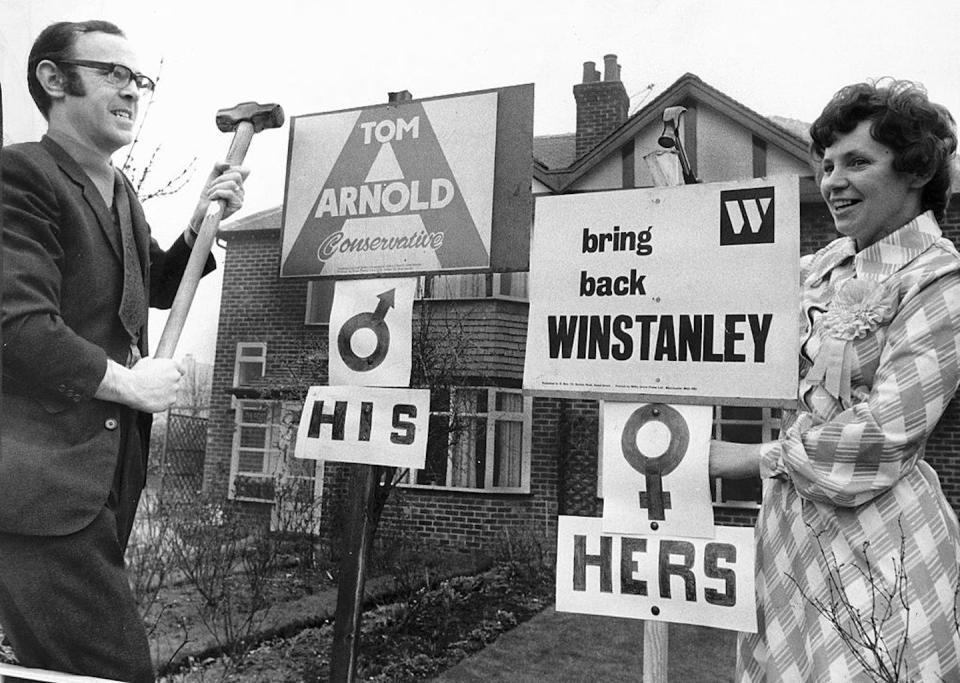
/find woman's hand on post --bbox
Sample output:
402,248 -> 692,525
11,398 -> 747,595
709,439 -> 762,479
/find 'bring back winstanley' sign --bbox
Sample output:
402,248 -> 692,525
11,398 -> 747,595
523,176 -> 800,406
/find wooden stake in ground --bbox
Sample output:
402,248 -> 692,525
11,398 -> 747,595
329,464 -> 382,681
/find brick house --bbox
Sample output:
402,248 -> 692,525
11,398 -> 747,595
204,56 -> 960,552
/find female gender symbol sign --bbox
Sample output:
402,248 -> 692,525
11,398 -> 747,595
337,289 -> 394,372
619,403 -> 689,522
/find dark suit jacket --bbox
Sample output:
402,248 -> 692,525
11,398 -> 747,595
0,136 -> 214,536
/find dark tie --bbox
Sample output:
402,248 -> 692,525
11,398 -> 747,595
113,173 -> 146,342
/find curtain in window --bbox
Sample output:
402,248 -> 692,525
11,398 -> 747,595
494,392 -> 523,487
449,427 -> 478,487
431,273 -> 486,299
494,420 -> 522,487
498,271 -> 529,298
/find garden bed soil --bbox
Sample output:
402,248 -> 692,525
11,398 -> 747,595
157,561 -> 554,682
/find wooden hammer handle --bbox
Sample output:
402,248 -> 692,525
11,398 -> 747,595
154,120 -> 254,359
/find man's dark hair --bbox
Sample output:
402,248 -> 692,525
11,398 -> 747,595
27,20 -> 126,119
810,79 -> 957,221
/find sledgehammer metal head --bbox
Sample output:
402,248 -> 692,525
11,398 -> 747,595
213,101 -> 285,166
216,101 -> 284,133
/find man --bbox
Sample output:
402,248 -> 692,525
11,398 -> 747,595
0,20 -> 247,681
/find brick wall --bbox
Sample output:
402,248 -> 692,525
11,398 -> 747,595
208,192 -> 960,550
942,194 -> 960,245
799,202 -> 837,255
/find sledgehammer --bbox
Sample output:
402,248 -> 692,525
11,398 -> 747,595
155,101 -> 284,359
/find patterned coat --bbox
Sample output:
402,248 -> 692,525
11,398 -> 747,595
740,212 -> 960,681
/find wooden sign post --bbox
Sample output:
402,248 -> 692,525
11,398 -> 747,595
329,464 -> 382,681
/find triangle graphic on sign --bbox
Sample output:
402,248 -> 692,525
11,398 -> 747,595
364,142 -> 403,183
283,100 -> 489,277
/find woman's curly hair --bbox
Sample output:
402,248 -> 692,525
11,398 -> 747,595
810,79 -> 957,220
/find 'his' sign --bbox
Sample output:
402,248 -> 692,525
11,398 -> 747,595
280,85 -> 533,278
556,516 -> 757,632
295,386 -> 429,468
523,176 -> 800,405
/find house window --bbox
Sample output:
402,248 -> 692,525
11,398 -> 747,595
493,272 -> 528,300
424,273 -> 489,299
229,400 -> 316,504
711,405 -> 781,508
401,387 -> 531,493
417,272 -> 529,301
234,342 -> 266,387
305,280 -> 335,326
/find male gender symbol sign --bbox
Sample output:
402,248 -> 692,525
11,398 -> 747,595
337,289 -> 395,372
619,403 -> 689,522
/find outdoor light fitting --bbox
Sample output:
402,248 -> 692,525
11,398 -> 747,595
658,106 -> 685,148
657,106 -> 698,184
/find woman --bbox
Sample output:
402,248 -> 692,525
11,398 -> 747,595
711,80 -> 960,681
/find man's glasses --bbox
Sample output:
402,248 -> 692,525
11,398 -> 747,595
56,59 -> 156,93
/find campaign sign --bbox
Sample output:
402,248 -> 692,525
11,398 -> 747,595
295,386 -> 429,468
280,84 -> 533,278
556,516 -> 757,632
329,277 -> 416,387
601,402 -> 714,538
523,176 -> 800,405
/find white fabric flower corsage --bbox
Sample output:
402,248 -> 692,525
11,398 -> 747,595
821,279 -> 898,341
805,278 -> 897,405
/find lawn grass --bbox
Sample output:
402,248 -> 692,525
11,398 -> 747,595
436,609 -> 738,682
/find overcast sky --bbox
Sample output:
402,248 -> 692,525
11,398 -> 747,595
2,0 -> 958,361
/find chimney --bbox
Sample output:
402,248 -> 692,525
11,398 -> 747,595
574,54 -> 629,159
388,90 -> 413,103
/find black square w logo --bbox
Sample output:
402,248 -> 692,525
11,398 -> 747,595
720,187 -> 775,245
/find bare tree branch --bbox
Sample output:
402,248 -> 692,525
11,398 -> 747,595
118,56 -> 198,205
785,518 -> 911,682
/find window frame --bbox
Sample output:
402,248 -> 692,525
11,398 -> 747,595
233,342 -> 267,388
399,386 -> 532,494
228,399 -> 317,505
304,280 -> 335,327
415,271 -> 529,302
492,271 -> 528,301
